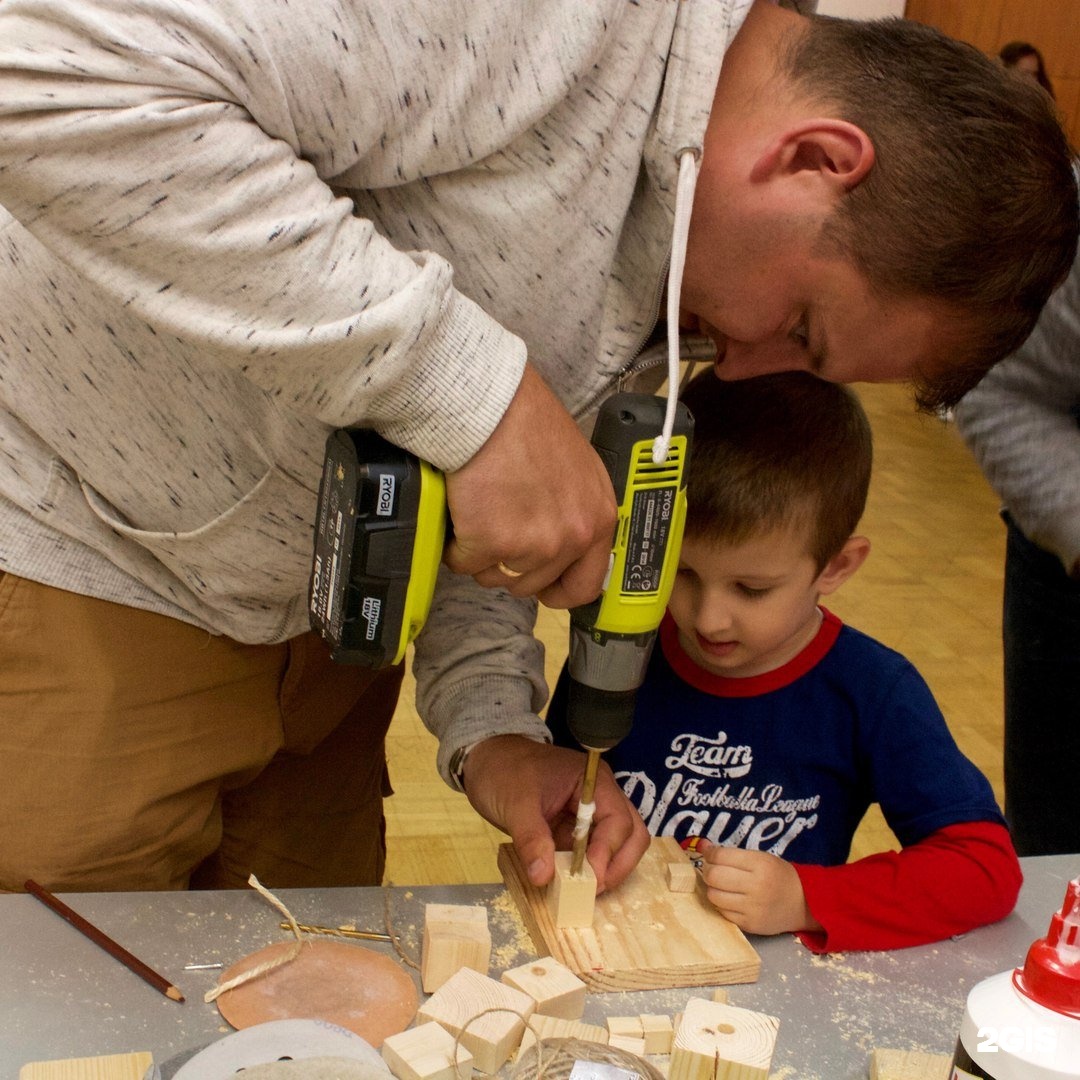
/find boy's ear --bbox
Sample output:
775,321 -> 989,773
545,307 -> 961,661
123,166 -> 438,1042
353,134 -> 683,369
815,535 -> 871,596
749,119 -> 875,194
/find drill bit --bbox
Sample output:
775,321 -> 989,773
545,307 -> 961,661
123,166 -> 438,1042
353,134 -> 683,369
569,748 -> 602,876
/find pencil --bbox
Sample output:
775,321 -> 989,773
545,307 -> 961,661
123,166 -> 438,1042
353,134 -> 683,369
24,879 -> 185,1003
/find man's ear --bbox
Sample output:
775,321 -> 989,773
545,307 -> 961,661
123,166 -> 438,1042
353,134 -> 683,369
749,120 -> 874,193
815,535 -> 871,596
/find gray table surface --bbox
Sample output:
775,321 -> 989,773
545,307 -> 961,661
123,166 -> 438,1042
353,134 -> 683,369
3,854 -> 1078,1079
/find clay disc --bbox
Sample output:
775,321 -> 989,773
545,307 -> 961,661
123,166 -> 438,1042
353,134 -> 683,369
214,939 -> 418,1047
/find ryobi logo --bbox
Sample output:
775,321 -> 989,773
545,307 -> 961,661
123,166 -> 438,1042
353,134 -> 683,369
361,596 -> 382,640
376,474 -> 395,517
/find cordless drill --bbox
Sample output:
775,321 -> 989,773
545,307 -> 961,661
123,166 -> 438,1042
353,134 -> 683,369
308,393 -> 692,880
566,392 -> 692,874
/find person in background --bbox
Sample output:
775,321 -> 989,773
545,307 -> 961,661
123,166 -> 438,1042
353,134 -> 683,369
549,371 -> 1022,951
999,41 -> 1055,99
956,242 -> 1080,857
0,0 -> 1074,896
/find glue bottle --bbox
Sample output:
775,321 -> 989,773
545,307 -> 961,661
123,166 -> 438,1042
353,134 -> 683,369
950,874 -> 1080,1079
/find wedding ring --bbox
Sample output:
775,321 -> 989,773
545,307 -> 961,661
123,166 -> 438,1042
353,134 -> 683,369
497,561 -> 524,578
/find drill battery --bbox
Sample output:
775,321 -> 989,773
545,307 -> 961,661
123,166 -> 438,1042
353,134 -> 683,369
309,429 -> 445,667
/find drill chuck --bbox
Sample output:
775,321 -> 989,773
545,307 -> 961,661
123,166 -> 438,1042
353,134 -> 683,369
565,619 -> 657,750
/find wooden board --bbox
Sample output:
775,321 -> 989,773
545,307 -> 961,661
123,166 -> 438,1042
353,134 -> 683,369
498,840 -> 760,992
870,1048 -> 952,1080
19,1052 -> 153,1080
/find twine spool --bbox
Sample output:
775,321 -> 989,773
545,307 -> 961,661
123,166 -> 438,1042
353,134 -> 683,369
510,1036 -> 666,1080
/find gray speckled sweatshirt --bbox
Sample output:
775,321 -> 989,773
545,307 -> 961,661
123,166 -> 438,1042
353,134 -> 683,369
956,238 -> 1080,576
0,0 -> 762,778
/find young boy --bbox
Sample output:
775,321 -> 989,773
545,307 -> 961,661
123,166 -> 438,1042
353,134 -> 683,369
548,371 -> 1021,953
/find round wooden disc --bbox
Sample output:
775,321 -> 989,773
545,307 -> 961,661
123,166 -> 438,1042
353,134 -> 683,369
214,939 -> 418,1048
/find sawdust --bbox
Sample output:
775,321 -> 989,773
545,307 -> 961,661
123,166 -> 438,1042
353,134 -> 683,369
487,889 -> 534,970
808,951 -> 879,983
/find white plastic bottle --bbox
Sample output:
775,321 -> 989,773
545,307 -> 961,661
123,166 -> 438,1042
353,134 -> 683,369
950,875 -> 1080,1079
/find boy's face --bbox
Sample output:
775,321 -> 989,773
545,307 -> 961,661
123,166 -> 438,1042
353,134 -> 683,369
669,524 -> 829,679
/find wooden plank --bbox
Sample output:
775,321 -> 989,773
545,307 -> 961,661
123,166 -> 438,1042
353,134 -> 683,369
19,1053 -> 153,1080
870,1047 -> 952,1080
497,839 -> 760,992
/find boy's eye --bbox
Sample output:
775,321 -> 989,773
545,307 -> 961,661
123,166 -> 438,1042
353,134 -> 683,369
737,583 -> 770,598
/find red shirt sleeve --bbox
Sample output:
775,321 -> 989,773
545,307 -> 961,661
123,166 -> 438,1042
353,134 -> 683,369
792,820 -> 1022,953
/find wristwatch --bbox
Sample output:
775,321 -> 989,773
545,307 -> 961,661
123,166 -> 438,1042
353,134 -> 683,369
448,741 -> 479,793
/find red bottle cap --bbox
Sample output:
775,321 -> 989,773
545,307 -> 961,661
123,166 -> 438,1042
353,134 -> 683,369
1013,875 -> 1080,1018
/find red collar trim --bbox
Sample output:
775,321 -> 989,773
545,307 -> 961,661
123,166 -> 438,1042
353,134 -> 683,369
659,608 -> 842,697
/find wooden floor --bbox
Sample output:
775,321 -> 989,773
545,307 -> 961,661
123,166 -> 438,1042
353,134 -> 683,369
382,382 -> 1008,886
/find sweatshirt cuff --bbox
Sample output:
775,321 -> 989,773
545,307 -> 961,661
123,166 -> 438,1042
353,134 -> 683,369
377,289 -> 527,472
432,673 -> 552,788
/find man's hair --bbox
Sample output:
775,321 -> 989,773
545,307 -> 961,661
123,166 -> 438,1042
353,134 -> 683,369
680,370 -> 871,570
780,17 -> 1079,410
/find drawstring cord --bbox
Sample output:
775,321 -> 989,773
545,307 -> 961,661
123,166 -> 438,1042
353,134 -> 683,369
652,148 -> 700,464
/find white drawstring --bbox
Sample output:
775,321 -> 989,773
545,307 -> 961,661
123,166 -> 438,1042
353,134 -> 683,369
652,148 -> 700,464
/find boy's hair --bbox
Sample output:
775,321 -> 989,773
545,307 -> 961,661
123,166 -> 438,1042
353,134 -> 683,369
779,17 -> 1079,410
680,370 -> 871,570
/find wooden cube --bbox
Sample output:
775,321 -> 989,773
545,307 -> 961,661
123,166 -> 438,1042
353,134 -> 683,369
670,997 -> 779,1080
640,1014 -> 675,1055
382,1021 -> 474,1080
500,957 -> 586,1019
666,860 -> 697,893
547,851 -> 596,928
607,1016 -> 644,1040
417,967 -> 535,1074
422,903 -> 492,993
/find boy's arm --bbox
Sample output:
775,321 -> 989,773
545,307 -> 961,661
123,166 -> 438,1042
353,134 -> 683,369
792,819 -> 1021,953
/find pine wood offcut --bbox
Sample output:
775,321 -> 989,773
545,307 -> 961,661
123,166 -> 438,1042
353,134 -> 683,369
498,839 -> 760,992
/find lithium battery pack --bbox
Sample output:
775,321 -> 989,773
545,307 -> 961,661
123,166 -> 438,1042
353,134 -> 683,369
309,429 -> 445,667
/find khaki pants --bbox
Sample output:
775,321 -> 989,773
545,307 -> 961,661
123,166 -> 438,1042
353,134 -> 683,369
0,573 -> 402,892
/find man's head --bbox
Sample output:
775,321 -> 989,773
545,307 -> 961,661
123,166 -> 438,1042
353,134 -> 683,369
668,370 -> 871,678
681,5 -> 1079,411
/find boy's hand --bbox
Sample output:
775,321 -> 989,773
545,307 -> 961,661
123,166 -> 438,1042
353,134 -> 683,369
696,841 -> 822,937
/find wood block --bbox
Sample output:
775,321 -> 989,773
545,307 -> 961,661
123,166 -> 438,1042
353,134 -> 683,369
19,1053 -> 153,1080
669,997 -> 779,1080
382,1021 -> 474,1080
607,1016 -> 644,1040
711,988 -> 729,1004
498,840 -> 760,992
609,1035 -> 648,1056
870,1048 -> 952,1080
640,1013 -> 675,1055
517,1014 -> 608,1058
500,957 -> 586,1019
548,851 -> 596,928
417,966 -> 535,1074
667,861 -> 697,893
422,903 -> 492,993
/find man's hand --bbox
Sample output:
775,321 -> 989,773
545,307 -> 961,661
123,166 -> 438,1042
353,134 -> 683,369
460,735 -> 650,892
443,363 -> 617,609
697,841 -> 822,937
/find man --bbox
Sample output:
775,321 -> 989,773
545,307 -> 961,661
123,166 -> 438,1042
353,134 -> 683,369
0,0 -> 1075,894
